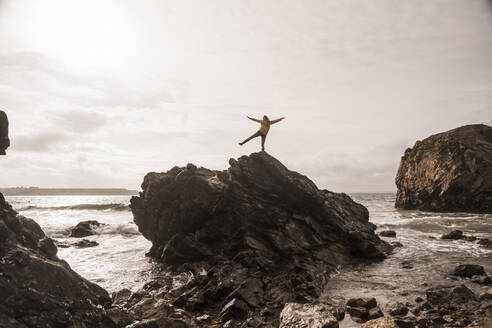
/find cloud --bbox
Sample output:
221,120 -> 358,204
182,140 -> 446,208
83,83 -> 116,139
14,132 -> 70,152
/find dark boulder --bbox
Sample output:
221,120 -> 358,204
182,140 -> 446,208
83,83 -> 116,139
130,152 -> 389,325
478,238 -> 492,249
0,192 -> 117,328
395,124 -> 492,213
379,230 -> 397,237
453,264 -> 486,278
73,239 -> 99,248
0,110 -> 9,155
441,230 -> 463,240
385,302 -> 409,317
70,220 -> 102,237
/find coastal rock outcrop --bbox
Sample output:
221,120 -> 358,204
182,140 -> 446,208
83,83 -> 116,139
395,124 -> 492,213
0,110 -> 9,155
0,192 -> 118,328
130,152 -> 389,325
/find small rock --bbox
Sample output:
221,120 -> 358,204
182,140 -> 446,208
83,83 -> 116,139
453,264 -> 486,278
279,303 -> 339,328
385,302 -> 408,317
463,236 -> 477,242
362,317 -> 398,328
441,230 -> 463,240
70,220 -> 101,238
391,242 -> 403,248
347,306 -> 369,320
379,230 -> 396,238
478,238 -> 492,249
73,239 -> 99,248
223,320 -> 238,328
400,261 -> 413,269
414,297 -> 423,303
393,317 -> 416,328
346,297 -> 378,309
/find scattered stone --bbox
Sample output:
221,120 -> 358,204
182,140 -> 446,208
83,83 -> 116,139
391,241 -> 403,248
393,317 -> 416,328
69,220 -> 102,238
453,264 -> 486,278
441,230 -> 463,240
478,238 -> 492,249
112,288 -> 132,305
426,285 -> 479,306
347,298 -> 378,309
463,236 -> 477,242
400,261 -> 413,269
385,302 -> 409,317
37,237 -> 58,257
279,303 -> 339,328
362,317 -> 398,328
379,230 -> 396,238
414,297 -> 423,303
73,239 -> 99,248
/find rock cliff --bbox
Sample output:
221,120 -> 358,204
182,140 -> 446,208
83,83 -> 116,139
130,152 -> 389,326
0,192 -> 118,328
0,110 -> 9,155
395,124 -> 492,213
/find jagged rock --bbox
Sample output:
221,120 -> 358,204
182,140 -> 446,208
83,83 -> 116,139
426,285 -> 479,306
73,239 -> 99,248
347,298 -> 378,309
279,303 -> 339,328
471,275 -> 491,285
362,317 -> 398,328
379,230 -> 396,237
395,124 -> 492,213
220,298 -> 249,321
478,238 -> 492,249
0,110 -> 9,155
0,192 -> 117,328
441,230 -> 464,240
385,302 -> 409,317
453,264 -> 486,278
69,220 -> 102,237
130,152 -> 389,325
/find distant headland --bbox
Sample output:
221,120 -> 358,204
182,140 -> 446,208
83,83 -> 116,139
0,187 -> 138,196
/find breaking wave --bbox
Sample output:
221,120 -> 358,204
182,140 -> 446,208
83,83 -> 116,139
17,203 -> 130,212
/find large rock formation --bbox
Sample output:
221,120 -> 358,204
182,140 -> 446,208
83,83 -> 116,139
130,152 -> 389,326
0,192 -> 119,328
0,110 -> 9,155
395,124 -> 492,213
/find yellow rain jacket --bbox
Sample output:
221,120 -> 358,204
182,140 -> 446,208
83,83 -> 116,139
248,117 -> 283,135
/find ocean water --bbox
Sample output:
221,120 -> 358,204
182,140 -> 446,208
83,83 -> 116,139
6,193 -> 492,308
6,195 -> 154,292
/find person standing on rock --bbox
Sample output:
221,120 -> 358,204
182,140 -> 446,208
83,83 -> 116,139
239,115 -> 285,151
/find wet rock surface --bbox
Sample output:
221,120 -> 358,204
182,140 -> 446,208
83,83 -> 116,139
395,124 -> 492,213
70,220 -> 103,237
0,192 -> 119,328
130,152 -> 390,326
0,110 -> 9,155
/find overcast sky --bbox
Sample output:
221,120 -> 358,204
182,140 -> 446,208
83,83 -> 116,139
1,0 -> 491,192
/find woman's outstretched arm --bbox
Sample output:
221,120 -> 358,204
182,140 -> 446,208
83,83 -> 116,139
247,116 -> 263,123
270,117 -> 285,124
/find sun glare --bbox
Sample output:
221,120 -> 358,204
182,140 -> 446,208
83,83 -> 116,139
20,0 -> 135,72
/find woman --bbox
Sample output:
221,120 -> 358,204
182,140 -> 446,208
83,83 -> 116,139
239,115 -> 285,151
